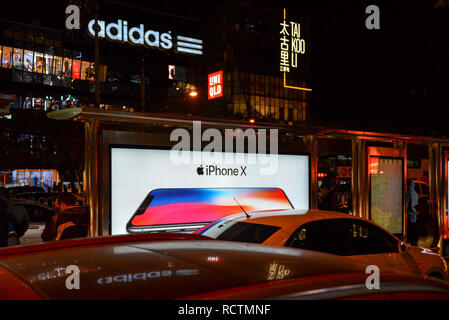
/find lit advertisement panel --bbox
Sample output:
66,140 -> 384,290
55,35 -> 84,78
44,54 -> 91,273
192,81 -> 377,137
370,157 -> 403,234
111,148 -> 309,235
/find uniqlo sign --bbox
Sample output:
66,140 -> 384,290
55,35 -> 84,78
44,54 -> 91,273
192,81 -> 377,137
208,70 -> 223,100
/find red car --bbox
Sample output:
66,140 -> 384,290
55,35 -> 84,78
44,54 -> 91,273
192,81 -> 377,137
1,233 -> 449,300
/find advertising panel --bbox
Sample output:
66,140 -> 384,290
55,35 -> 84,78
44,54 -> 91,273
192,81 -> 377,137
111,147 -> 309,235
370,157 -> 403,234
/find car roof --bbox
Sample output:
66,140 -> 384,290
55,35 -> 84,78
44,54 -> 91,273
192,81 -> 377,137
203,209 -> 392,239
213,209 -> 367,226
0,234 -> 382,299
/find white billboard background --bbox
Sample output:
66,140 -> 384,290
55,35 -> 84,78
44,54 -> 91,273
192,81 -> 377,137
111,148 -> 309,235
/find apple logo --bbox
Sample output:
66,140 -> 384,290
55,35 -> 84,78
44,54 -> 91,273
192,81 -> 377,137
197,165 -> 204,175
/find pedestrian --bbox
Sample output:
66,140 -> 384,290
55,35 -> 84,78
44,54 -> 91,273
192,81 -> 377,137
318,174 -> 340,212
41,193 -> 89,241
22,97 -> 31,109
407,178 -> 419,245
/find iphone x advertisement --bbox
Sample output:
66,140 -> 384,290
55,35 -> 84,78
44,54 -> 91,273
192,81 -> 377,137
111,147 -> 309,235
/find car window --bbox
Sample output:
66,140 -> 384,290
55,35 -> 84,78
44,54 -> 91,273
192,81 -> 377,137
286,220 -> 346,255
340,219 -> 399,255
214,222 -> 281,244
287,219 -> 399,256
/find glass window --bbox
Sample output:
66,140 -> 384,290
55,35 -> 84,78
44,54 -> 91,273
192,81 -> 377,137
72,60 -> 81,79
210,221 -> 281,244
2,46 -> 12,68
12,48 -> 23,70
81,61 -> 90,80
44,54 -> 54,75
30,171 -> 42,187
63,57 -> 72,77
23,50 -> 33,72
53,56 -> 62,76
287,220 -> 345,255
339,220 -> 399,255
34,52 -> 44,73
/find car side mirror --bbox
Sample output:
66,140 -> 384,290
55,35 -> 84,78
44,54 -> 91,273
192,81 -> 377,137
399,242 -> 407,253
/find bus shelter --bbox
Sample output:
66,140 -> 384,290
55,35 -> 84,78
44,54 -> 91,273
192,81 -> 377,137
48,108 -> 449,256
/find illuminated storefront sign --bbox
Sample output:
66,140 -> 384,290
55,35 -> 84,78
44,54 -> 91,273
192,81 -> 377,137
280,8 -> 311,92
208,70 -> 223,100
87,19 -> 203,55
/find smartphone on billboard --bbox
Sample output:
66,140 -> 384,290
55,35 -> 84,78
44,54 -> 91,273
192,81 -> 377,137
126,187 -> 293,233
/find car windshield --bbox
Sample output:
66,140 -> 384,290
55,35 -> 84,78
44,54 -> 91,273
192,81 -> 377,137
201,221 -> 281,244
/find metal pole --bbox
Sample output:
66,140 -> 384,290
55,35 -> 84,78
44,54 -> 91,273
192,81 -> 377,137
85,120 -> 100,237
429,143 -> 443,254
310,135 -> 318,209
94,7 -> 100,107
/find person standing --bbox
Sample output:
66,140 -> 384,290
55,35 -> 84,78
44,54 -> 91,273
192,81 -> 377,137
407,178 -> 419,245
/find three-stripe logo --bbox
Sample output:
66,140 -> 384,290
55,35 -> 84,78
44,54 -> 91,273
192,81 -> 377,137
176,36 -> 203,55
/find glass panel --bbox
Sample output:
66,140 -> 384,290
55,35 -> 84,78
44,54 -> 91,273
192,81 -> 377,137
30,171 -> 42,187
6,171 -> 16,187
53,56 -> 62,76
206,221 -> 281,244
12,48 -> 23,70
370,157 -> 403,235
72,59 -> 81,79
44,54 -> 54,75
23,50 -> 34,72
63,57 -> 72,77
42,171 -> 54,192
81,61 -> 90,80
317,138 -> 353,213
2,46 -> 12,68
34,52 -> 44,73
407,143 -> 435,247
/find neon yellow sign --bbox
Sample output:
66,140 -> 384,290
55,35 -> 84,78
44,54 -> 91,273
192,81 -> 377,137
280,8 -> 311,92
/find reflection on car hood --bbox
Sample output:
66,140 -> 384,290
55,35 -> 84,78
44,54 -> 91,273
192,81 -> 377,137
0,240 -> 371,299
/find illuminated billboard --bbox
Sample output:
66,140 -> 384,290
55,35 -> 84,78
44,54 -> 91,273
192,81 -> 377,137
208,70 -> 223,100
110,147 -> 309,235
279,8 -> 311,92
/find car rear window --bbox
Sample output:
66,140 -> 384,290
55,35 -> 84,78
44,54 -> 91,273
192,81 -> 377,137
214,222 -> 281,244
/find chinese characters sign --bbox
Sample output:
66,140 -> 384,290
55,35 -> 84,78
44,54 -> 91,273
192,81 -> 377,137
208,70 -> 223,100
280,9 -> 305,73
280,8 -> 311,92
